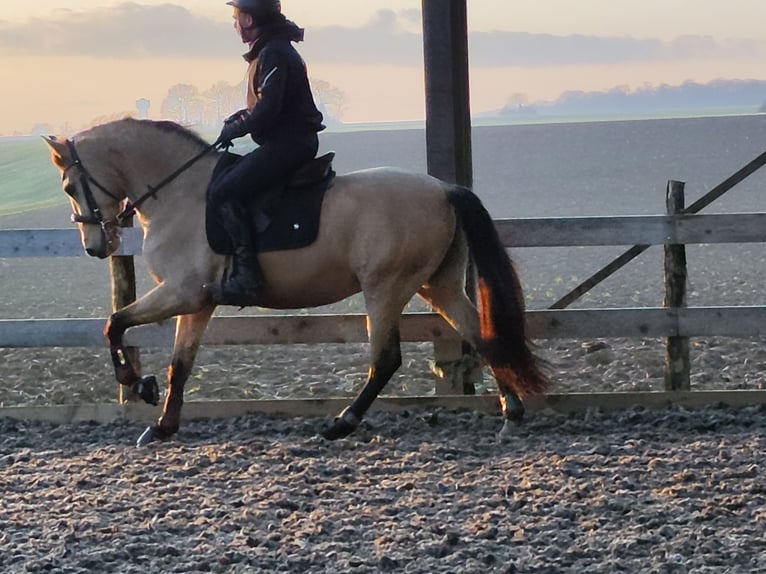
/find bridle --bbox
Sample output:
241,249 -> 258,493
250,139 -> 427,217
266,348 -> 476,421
63,139 -> 219,246
63,140 -> 123,234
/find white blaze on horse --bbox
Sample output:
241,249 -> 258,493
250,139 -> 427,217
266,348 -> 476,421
44,118 -> 549,446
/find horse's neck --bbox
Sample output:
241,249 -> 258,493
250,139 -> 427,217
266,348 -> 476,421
123,144 -> 215,223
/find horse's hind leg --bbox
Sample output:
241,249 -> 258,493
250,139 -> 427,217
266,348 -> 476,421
321,297 -> 406,440
136,305 -> 215,447
419,280 -> 526,437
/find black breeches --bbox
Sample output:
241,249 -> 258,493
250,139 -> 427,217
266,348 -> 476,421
208,133 -> 318,208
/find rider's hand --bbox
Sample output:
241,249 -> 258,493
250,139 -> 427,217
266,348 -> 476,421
223,109 -> 248,124
217,119 -> 248,149
215,137 -> 234,150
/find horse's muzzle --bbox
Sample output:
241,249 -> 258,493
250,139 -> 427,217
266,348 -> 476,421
86,247 -> 109,259
80,220 -> 121,259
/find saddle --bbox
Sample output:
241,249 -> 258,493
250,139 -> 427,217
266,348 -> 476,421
206,151 -> 335,255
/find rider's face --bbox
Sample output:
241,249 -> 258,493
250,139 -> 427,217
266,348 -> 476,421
233,9 -> 257,42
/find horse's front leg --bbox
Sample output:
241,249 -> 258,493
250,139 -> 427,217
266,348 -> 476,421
103,283 -> 209,403
105,311 -> 161,405
137,306 -> 216,447
105,312 -> 142,389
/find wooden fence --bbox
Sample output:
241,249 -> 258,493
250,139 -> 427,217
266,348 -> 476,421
2,179 -> 766,424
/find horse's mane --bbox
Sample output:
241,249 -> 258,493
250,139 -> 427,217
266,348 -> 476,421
143,118 -> 211,149
83,117 -> 211,150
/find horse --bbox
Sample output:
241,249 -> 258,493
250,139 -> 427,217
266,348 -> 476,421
43,117 -> 549,446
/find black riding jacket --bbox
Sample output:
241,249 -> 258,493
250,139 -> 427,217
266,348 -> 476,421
231,25 -> 324,145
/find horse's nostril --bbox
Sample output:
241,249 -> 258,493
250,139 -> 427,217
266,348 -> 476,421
85,248 -> 98,257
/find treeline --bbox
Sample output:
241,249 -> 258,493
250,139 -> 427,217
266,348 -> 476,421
24,78 -> 347,136
499,79 -> 766,118
158,79 -> 346,128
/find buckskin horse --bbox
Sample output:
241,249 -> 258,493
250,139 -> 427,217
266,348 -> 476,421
44,118 -> 549,446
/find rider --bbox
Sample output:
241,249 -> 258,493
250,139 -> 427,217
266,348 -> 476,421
206,0 -> 325,307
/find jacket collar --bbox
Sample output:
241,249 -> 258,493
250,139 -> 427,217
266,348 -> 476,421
242,18 -> 304,62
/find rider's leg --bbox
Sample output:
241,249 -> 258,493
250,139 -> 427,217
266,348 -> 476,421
207,200 -> 265,306
206,133 -> 318,306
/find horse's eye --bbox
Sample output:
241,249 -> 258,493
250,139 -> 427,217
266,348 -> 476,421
64,183 -> 76,197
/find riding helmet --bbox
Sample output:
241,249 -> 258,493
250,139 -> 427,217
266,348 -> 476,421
227,0 -> 281,19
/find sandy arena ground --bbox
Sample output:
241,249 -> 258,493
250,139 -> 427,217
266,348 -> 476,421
1,170 -> 765,573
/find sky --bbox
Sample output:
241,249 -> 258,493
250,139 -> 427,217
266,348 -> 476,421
1,0 -> 765,134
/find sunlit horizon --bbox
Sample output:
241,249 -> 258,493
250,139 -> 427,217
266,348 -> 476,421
1,1 -> 765,134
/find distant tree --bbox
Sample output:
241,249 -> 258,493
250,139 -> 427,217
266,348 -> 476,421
497,92 -> 538,118
59,121 -> 74,136
161,84 -> 202,124
29,123 -> 55,136
312,79 -> 347,122
546,79 -> 766,116
505,92 -> 529,109
158,79 -> 345,127
203,81 -> 245,126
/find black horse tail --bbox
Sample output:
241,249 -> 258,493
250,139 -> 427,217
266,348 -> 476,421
445,185 -> 550,398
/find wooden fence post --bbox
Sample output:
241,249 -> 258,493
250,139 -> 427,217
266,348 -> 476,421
110,217 -> 142,403
664,180 -> 691,390
422,0 -> 482,394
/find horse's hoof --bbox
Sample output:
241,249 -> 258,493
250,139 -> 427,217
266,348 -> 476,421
321,408 -> 360,440
136,425 -> 173,447
497,419 -> 518,441
136,375 -> 160,406
321,420 -> 354,440
136,425 -> 157,447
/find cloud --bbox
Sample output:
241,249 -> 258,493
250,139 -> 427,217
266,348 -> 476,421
662,35 -> 758,60
468,31 -> 764,67
0,3 -> 761,66
469,32 -> 661,66
0,3 -> 233,58
305,9 -> 423,66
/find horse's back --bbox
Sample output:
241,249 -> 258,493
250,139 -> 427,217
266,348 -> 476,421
259,166 -> 457,309
328,167 -> 452,225
325,166 -> 454,240
337,166 -> 447,198
322,167 -> 457,275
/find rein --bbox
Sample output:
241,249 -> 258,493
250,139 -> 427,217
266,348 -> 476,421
119,142 -> 219,221
64,139 -> 219,229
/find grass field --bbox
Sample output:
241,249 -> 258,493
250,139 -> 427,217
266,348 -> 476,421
0,137 -> 66,216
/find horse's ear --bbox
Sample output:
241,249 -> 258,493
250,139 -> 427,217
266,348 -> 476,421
42,135 -> 70,165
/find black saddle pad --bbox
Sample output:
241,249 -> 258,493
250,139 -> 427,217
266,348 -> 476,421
206,152 -> 335,255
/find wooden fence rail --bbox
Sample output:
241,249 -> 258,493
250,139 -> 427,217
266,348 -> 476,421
4,212 -> 766,257
2,207 -> 766,423
2,306 -> 766,349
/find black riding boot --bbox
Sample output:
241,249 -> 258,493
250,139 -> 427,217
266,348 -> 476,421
206,204 -> 265,307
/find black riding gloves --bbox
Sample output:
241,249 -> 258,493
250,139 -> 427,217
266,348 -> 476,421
216,110 -> 251,148
224,109 -> 249,125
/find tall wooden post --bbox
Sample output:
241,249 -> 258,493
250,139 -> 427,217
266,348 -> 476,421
110,217 -> 141,403
422,0 -> 473,187
422,0 -> 481,394
664,180 -> 691,390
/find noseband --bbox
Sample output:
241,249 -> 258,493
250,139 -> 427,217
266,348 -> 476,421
63,139 -> 219,247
